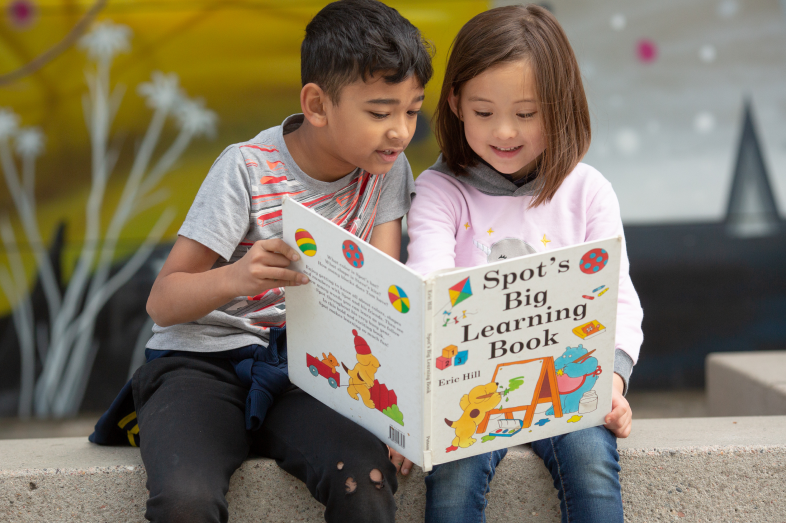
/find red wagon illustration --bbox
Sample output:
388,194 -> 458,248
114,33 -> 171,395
306,353 -> 341,389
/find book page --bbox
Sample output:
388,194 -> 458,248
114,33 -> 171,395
283,199 -> 426,464
428,238 -> 621,466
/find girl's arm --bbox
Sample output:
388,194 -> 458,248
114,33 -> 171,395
585,180 -> 644,392
405,172 -> 462,275
369,218 -> 402,259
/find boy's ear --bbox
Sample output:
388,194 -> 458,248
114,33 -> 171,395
301,83 -> 329,127
447,88 -> 462,121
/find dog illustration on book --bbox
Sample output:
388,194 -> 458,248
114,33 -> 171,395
546,344 -> 601,416
321,352 -> 339,374
342,330 -> 381,409
445,382 -> 501,451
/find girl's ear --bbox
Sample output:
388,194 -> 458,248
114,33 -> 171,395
301,83 -> 328,127
447,88 -> 462,121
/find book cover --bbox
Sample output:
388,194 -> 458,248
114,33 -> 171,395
283,198 -> 621,471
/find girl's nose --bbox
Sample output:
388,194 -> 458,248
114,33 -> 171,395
493,118 -> 518,140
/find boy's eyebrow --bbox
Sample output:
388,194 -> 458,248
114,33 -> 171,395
365,95 -> 426,105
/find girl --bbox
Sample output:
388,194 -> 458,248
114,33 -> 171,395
405,5 -> 643,522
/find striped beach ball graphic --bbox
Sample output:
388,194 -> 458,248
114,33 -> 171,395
580,248 -> 608,274
341,240 -> 364,268
388,285 -> 410,313
295,229 -> 317,257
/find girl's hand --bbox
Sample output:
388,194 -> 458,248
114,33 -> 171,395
604,373 -> 632,438
228,239 -> 309,296
388,446 -> 413,475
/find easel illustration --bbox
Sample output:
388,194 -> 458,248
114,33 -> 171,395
476,357 -> 563,433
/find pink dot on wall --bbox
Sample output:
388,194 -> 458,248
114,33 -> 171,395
7,0 -> 36,29
636,39 -> 658,63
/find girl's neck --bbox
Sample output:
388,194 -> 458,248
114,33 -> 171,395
475,155 -> 539,187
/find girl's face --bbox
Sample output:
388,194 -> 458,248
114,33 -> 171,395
449,60 -> 546,178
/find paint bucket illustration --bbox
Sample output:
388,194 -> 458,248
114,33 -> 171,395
578,390 -> 598,414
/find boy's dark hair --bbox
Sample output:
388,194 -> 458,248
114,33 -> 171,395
434,4 -> 591,207
302,0 -> 434,103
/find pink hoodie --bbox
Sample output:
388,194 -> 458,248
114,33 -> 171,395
406,158 -> 643,383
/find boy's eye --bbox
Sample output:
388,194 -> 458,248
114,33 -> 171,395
474,111 -> 492,118
370,112 -> 388,119
518,112 -> 536,119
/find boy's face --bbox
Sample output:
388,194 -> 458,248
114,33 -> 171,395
323,73 -> 425,176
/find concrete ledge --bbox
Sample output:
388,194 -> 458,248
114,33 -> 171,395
2,417 -> 785,522
707,351 -> 786,416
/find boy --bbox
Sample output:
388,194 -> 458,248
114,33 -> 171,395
125,1 -> 431,521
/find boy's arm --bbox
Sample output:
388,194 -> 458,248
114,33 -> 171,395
369,218 -> 402,259
147,236 -> 308,327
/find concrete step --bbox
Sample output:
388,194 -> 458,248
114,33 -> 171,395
1,416 -> 785,522
707,351 -> 786,416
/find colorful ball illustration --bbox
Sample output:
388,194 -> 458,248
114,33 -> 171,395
580,248 -> 608,274
388,285 -> 410,313
342,240 -> 364,268
295,229 -> 317,257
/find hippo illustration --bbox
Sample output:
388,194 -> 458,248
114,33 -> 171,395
473,238 -> 536,262
546,344 -> 602,415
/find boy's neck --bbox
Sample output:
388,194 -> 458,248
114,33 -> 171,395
284,119 -> 357,183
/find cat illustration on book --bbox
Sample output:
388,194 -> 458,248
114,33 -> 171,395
342,330 -> 381,409
445,381 -> 501,452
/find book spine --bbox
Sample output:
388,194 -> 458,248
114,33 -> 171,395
422,277 -> 435,471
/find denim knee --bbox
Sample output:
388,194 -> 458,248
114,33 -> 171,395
532,426 -> 622,523
425,449 -> 507,523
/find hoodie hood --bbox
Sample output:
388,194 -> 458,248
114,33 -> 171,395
428,154 -> 541,197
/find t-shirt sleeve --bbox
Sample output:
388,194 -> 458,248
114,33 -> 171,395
178,145 -> 251,261
373,152 -> 416,225
585,180 -> 644,366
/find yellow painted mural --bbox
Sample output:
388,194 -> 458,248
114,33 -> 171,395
0,0 -> 490,315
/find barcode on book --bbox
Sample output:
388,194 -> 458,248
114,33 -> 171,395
389,426 -> 405,448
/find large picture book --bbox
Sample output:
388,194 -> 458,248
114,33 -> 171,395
283,198 -> 621,471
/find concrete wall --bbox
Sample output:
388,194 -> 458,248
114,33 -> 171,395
2,417 -> 785,522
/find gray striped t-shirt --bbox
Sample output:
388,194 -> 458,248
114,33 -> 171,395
147,114 -> 415,352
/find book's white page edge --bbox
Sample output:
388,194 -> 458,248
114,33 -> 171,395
282,198 -> 427,467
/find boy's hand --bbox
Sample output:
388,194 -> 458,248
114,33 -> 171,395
388,446 -> 412,475
228,239 -> 309,295
604,373 -> 632,438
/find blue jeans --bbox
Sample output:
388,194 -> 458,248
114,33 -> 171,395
425,426 -> 622,523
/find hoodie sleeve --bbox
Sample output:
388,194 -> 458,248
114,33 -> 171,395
585,179 -> 644,378
406,171 -> 462,276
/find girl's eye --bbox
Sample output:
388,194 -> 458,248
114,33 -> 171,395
370,112 -> 388,119
518,112 -> 536,119
474,111 -> 492,118
407,110 -> 421,117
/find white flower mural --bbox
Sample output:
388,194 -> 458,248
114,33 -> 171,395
0,20 -> 218,418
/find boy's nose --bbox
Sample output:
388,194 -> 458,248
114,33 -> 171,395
387,118 -> 411,143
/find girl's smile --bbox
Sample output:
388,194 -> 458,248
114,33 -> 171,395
449,59 -> 546,179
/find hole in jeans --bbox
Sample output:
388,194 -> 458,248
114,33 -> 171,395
337,462 -> 344,470
345,477 -> 357,493
369,469 -> 384,490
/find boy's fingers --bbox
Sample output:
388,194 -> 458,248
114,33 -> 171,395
265,268 -> 309,285
258,238 -> 301,261
401,458 -> 413,475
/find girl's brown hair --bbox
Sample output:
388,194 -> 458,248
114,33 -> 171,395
433,4 -> 590,206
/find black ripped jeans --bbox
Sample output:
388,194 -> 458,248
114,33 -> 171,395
132,353 -> 397,523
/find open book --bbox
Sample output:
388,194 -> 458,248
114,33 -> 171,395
283,198 -> 620,471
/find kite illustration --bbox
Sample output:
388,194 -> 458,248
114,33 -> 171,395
449,277 -> 473,308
